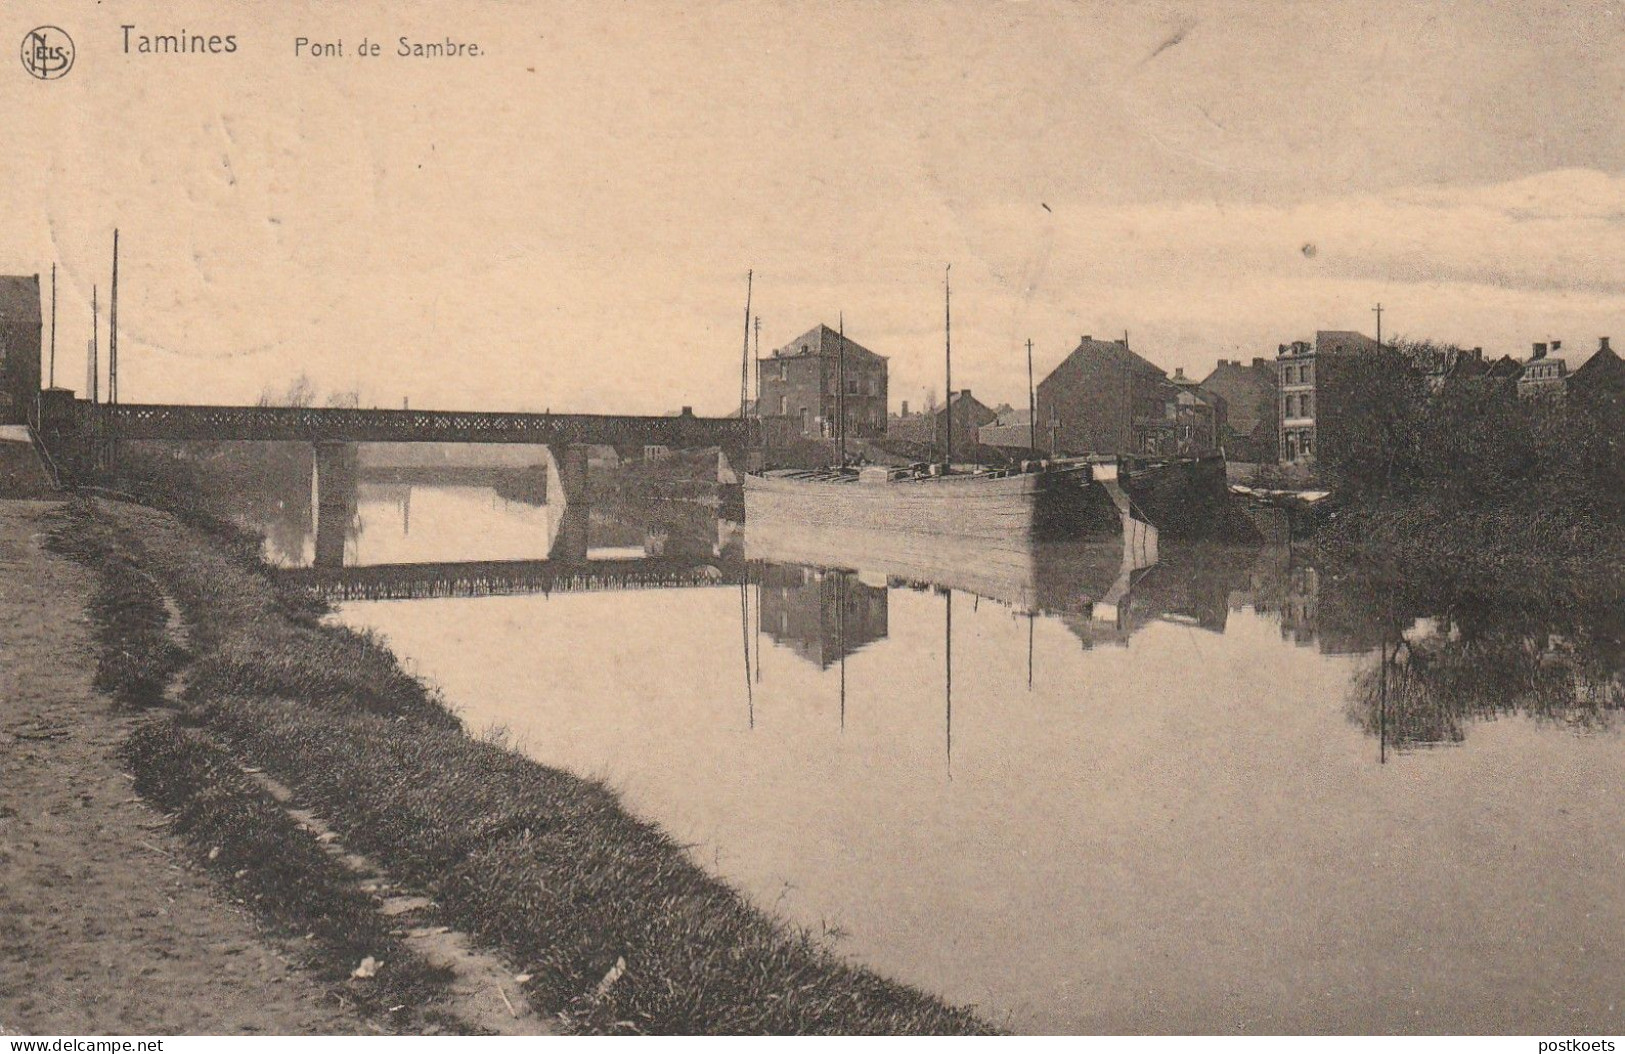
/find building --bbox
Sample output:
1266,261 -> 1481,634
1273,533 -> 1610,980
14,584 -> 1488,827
886,389 -> 997,458
757,565 -> 888,669
977,405 -> 1036,451
1276,330 -> 1381,464
1517,341 -> 1569,398
1036,336 -> 1176,456
1168,367 -> 1226,456
0,276 -> 42,426
756,324 -> 888,441
1199,357 -> 1277,463
1569,337 -> 1625,403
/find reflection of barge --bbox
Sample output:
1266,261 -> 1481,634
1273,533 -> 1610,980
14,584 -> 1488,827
746,471 -> 1157,615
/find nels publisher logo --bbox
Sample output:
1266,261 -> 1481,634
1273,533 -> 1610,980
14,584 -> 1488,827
21,25 -> 74,79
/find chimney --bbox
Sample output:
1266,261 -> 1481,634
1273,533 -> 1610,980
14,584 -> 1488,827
1532,342 -> 1547,360
1551,340 -> 1562,353
1252,357 -> 1267,368
1472,347 -> 1483,361
1173,367 -> 1186,380
1278,344 -> 1288,355
901,399 -> 909,417
1081,335 -> 1092,344
1601,337 -> 1613,354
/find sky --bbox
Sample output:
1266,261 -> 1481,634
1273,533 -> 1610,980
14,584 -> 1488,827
3,0 -> 1623,414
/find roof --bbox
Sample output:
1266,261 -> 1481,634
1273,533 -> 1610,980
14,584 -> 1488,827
1570,343 -> 1625,391
1045,337 -> 1166,387
0,275 -> 41,324
1199,360 -> 1274,437
766,324 -> 886,364
1315,330 -> 1380,356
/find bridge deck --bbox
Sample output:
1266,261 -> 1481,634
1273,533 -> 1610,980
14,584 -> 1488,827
88,402 -> 753,448
280,556 -> 743,601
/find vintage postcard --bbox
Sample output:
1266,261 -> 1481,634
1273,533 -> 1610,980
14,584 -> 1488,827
2,0 -> 1624,1041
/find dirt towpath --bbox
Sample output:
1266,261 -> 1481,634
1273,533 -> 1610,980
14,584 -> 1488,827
0,499 -> 362,1036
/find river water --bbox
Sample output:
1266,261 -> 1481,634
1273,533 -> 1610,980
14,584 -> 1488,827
233,456 -> 1625,1034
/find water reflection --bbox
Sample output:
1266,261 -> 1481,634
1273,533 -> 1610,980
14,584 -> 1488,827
204,463 -> 1625,1031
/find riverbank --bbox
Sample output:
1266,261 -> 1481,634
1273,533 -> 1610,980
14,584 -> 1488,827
53,494 -> 994,1035
0,500 -> 368,1035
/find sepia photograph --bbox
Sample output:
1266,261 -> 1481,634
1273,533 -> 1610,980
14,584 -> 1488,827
2,0 -> 1623,1042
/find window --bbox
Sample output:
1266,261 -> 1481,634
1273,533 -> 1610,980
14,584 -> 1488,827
779,395 -> 787,416
847,378 -> 859,395
1304,393 -> 1314,418
778,362 -> 786,381
1302,434 -> 1313,456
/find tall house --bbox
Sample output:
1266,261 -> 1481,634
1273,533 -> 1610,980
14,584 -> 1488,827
1517,342 -> 1569,398
1199,357 -> 1277,464
756,324 -> 888,440
1570,337 -> 1625,404
0,276 -> 42,425
1276,330 -> 1380,464
1036,336 -> 1175,456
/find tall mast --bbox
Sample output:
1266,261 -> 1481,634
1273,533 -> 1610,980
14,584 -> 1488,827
944,265 -> 952,467
837,313 -> 847,462
1026,337 -> 1036,454
738,270 -> 753,421
89,286 -> 98,404
108,229 -> 119,405
49,263 -> 56,388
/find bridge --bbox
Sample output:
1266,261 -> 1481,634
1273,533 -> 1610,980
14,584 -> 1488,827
34,393 -> 757,508
280,555 -> 745,602
76,402 -> 753,451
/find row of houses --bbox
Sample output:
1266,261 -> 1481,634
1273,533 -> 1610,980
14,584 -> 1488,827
752,320 -> 1625,466
754,324 -> 1276,461
1276,332 -> 1625,463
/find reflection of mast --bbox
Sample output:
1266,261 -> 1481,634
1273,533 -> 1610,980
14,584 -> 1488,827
754,578 -> 762,684
945,588 -> 953,778
740,573 -> 754,729
401,486 -> 411,536
1379,637 -> 1389,765
1027,610 -> 1035,691
838,571 -> 847,730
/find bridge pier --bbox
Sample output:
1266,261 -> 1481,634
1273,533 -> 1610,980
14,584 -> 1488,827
543,444 -> 590,508
313,442 -> 358,570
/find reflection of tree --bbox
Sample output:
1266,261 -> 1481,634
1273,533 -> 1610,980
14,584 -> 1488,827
1346,593 -> 1625,752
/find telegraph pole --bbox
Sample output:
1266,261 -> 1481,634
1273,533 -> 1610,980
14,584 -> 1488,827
944,265 -> 952,467
89,286 -> 97,404
1026,338 -> 1036,454
1373,302 -> 1384,350
738,270 -> 752,421
108,230 -> 119,405
49,263 -> 56,388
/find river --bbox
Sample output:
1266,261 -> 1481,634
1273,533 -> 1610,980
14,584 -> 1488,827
228,452 -> 1625,1034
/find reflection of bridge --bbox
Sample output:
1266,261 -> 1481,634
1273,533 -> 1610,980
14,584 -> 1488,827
280,555 -> 744,602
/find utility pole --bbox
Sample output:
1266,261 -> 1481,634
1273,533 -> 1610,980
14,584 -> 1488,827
108,230 -> 119,405
89,286 -> 98,404
1026,338 -> 1036,454
944,264 -> 952,467
1373,302 -> 1383,350
49,263 -> 56,388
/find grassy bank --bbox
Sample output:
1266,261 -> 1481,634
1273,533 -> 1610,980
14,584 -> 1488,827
58,496 -> 994,1035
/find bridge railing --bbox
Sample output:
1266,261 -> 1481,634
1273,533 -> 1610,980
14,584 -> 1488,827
85,402 -> 757,448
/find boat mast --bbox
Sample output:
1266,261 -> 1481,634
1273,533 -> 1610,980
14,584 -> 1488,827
837,313 -> 847,463
738,270 -> 753,422
944,265 -> 952,469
